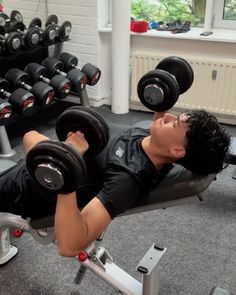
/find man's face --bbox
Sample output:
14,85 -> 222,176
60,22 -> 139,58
149,113 -> 190,158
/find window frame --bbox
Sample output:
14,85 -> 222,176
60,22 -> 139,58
214,0 -> 236,29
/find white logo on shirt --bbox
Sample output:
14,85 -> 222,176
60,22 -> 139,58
115,146 -> 124,158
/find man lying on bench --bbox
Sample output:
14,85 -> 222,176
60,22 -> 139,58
0,105 -> 230,257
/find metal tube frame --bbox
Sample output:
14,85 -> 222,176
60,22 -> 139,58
76,241 -> 166,295
0,126 -> 15,157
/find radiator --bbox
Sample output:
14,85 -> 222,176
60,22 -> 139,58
130,51 -> 236,119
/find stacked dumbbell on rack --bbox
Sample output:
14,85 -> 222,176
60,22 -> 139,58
0,52 -> 102,124
0,10 -> 72,54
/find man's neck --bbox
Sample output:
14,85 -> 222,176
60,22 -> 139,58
141,136 -> 171,169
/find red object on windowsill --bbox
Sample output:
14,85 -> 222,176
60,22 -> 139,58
130,20 -> 148,33
0,4 -> 3,12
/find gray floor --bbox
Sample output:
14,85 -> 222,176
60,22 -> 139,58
0,100 -> 236,295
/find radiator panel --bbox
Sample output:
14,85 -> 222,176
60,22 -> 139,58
130,51 -> 236,117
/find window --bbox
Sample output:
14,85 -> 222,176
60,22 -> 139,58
131,0 -> 206,27
103,0 -> 236,30
214,0 -> 236,29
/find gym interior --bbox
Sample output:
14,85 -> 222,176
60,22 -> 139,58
0,1 -> 235,295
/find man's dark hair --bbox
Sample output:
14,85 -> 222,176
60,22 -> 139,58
177,110 -> 230,175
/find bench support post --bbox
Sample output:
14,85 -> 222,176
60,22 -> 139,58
0,226 -> 18,265
76,243 -> 166,295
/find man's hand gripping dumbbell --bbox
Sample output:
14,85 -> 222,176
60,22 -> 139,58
25,106 -> 109,194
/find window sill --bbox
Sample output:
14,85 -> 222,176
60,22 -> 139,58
98,27 -> 236,44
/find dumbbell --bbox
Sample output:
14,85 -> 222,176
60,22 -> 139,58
10,10 -> 24,23
24,63 -> 71,100
0,12 -> 11,32
29,17 -> 58,45
137,56 -> 194,111
0,79 -> 13,119
42,57 -> 87,93
8,21 -> 41,48
0,10 -> 24,33
0,26 -> 21,54
5,68 -> 55,108
26,106 -> 110,194
0,97 -> 12,121
0,78 -> 35,115
59,52 -> 101,86
45,14 -> 72,42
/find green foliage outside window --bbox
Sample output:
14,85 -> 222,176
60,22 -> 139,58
131,0 -> 206,26
224,0 -> 236,20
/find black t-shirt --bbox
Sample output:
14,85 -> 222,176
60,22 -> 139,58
79,127 -> 171,219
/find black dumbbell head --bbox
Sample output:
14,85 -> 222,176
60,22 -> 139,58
25,63 -> 47,82
81,63 -> 101,86
45,14 -> 58,27
9,21 -> 26,32
31,81 -> 55,107
29,17 -> 42,28
56,106 -> 110,155
156,56 -> 194,94
0,26 -> 5,36
26,140 -> 87,194
4,32 -> 22,53
137,69 -> 180,112
24,27 -> 41,48
5,68 -> 30,87
10,10 -> 23,23
49,75 -> 71,99
0,13 -> 10,30
67,69 -> 87,93
59,52 -> 78,71
42,24 -> 57,44
0,98 -> 12,120
58,21 -> 72,41
42,57 -> 64,75
0,78 -> 10,91
9,88 -> 35,115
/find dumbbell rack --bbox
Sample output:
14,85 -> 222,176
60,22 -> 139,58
0,42 -> 89,163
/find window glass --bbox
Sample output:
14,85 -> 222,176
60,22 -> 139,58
214,0 -> 236,29
223,0 -> 236,20
131,0 -> 206,27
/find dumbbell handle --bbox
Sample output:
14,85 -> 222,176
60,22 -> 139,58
54,69 -> 67,77
70,64 -> 76,69
0,88 -> 11,99
39,75 -> 51,84
16,29 -> 25,35
20,82 -> 32,92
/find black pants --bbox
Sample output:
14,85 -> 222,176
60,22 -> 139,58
0,160 -> 57,219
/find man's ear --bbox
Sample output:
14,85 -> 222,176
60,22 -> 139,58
170,146 -> 186,159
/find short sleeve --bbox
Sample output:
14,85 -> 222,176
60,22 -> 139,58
96,167 -> 141,219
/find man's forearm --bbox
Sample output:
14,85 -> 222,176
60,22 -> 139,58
54,193 -> 88,256
23,131 -> 50,155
